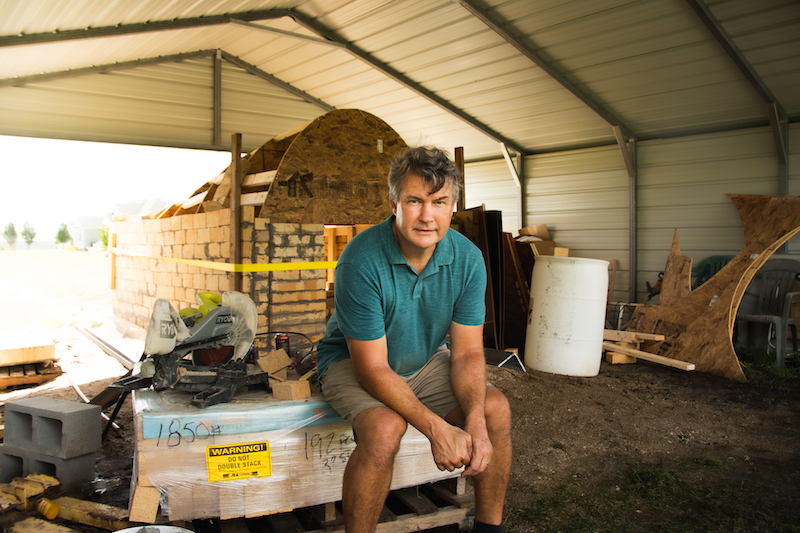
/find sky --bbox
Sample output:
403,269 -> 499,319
1,135 -> 232,243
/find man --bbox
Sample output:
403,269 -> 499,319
316,146 -> 511,533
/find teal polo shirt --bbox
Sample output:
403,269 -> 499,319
316,215 -> 487,377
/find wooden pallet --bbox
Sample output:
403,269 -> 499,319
0,361 -> 62,390
207,479 -> 474,533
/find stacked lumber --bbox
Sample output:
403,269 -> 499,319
0,341 -> 61,390
602,330 -> 695,371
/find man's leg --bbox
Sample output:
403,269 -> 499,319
342,405 -> 408,533
446,387 -> 512,526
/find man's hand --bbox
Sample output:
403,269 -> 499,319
428,420 -> 474,472
461,421 -> 493,477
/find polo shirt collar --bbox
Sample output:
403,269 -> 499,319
381,215 -> 455,273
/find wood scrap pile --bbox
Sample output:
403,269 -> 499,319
0,341 -> 61,390
1,473 -> 131,532
625,194 -> 800,380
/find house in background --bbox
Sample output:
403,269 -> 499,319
70,215 -> 107,250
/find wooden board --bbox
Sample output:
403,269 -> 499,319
0,362 -> 61,389
51,496 -> 131,530
0,342 -> 55,367
258,109 -> 407,224
627,194 -> 800,380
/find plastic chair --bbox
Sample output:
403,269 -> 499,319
692,255 -> 734,289
736,259 -> 800,367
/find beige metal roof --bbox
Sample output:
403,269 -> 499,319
0,0 -> 797,161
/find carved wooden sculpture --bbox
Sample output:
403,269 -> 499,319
627,195 -> 800,380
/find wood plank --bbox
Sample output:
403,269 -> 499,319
373,506 -> 470,533
220,517 -> 252,533
602,342 -> 695,371
243,170 -> 277,187
264,511 -> 305,533
241,191 -> 268,206
10,517 -> 77,533
426,482 -> 474,509
603,330 -> 665,343
52,496 -> 131,531
128,478 -> 160,524
0,343 -> 55,367
393,487 -> 438,515
0,373 -> 60,390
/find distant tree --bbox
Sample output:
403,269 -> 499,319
21,222 -> 36,248
55,223 -> 72,246
3,223 -> 17,250
97,226 -> 109,250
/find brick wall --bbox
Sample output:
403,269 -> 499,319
111,208 -> 327,348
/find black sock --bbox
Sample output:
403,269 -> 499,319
473,520 -> 503,533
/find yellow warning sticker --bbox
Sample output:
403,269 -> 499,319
205,441 -> 272,482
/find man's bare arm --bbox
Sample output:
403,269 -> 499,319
447,321 -> 492,476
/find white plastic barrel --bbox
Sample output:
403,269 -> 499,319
524,255 -> 609,376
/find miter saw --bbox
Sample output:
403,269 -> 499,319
110,291 -> 269,408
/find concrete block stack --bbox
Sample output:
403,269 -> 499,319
0,397 -> 101,492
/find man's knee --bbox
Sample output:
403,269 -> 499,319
353,407 -> 408,458
485,388 -> 512,432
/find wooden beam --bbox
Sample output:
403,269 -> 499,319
454,147 -> 465,211
229,133 -> 243,292
602,341 -> 695,371
603,330 -> 665,343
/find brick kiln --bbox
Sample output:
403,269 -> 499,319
110,109 -> 408,347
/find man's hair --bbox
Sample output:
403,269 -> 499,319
387,146 -> 462,204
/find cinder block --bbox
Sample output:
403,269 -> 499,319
0,443 -> 96,492
4,398 -> 101,459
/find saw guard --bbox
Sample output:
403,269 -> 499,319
222,291 -> 258,361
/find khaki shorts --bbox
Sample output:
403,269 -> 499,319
320,344 -> 462,424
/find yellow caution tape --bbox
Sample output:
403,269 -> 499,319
110,247 -> 336,272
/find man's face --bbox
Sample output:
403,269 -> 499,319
391,173 -> 455,258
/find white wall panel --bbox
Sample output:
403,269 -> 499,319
637,126 -> 796,302
523,145 -> 630,302
463,158 -> 519,235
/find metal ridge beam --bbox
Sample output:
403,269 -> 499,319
0,50 -> 215,88
220,51 -> 334,112
686,0 -> 788,119
0,9 -> 298,47
289,12 -> 528,155
458,0 -> 636,141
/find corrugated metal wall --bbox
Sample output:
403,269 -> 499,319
464,124 -> 798,306
637,127 -> 782,302
523,146 -> 631,302
463,158 -> 519,235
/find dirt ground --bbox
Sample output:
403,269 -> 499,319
1,252 -> 798,532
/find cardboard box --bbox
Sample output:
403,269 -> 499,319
132,389 -> 460,521
518,224 -> 551,240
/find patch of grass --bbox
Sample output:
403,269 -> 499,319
506,456 -> 800,533
551,442 -> 566,450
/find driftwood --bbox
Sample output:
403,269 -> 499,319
628,194 -> 800,380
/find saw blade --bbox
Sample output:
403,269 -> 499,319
222,291 -> 257,360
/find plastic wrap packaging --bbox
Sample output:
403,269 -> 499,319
131,388 -> 462,521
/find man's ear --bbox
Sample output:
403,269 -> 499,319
391,201 -> 398,215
